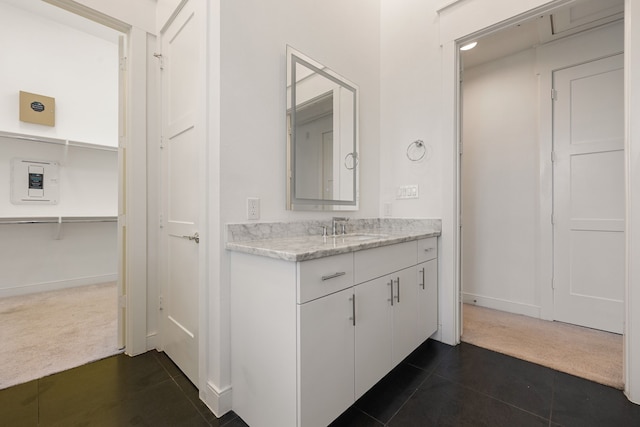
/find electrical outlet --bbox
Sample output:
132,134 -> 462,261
247,197 -> 260,220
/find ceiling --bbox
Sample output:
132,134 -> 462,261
0,0 -> 624,68
461,0 -> 624,69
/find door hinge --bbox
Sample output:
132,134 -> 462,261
119,56 -> 127,71
159,295 -> 164,311
551,213 -> 555,225
153,52 -> 164,70
159,212 -> 164,228
551,277 -> 555,289
551,151 -> 557,163
160,136 -> 164,150
118,295 -> 127,308
551,88 -> 558,101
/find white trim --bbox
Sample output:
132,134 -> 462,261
42,0 -> 130,33
123,26 -> 149,357
440,40 -> 461,346
436,0 -> 464,14
462,294 -> 542,318
0,274 -> 118,298
624,0 -> 640,405
203,381 -> 233,417
146,332 -> 159,351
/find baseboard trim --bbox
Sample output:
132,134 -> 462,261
462,293 -> 541,318
202,381 -> 232,418
0,274 -> 118,298
146,332 -> 158,351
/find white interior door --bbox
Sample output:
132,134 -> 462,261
160,0 -> 202,385
553,54 -> 624,334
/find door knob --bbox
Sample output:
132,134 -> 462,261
182,232 -> 200,244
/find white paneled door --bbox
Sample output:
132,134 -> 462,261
160,0 -> 203,386
553,54 -> 624,334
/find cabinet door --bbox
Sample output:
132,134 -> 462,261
354,275 -> 393,399
392,267 -> 421,365
417,259 -> 438,342
298,287 -> 355,427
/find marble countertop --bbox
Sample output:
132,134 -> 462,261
225,218 -> 441,262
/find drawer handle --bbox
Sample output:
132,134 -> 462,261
321,272 -> 346,281
420,268 -> 425,289
424,247 -> 434,252
349,295 -> 356,326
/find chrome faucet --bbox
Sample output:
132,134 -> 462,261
331,217 -> 349,236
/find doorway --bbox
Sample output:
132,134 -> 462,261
458,0 -> 624,385
0,0 -> 125,388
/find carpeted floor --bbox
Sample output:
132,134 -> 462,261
0,282 -> 121,390
462,303 -> 623,389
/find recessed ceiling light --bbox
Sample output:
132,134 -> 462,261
460,41 -> 478,51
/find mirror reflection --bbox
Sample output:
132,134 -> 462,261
286,46 -> 359,210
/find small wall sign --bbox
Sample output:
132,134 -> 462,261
19,91 -> 55,127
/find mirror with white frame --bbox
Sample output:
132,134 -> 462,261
286,46 -> 359,210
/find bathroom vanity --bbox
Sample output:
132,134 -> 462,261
227,219 -> 440,427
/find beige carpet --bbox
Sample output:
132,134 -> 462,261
0,282 -> 121,390
462,304 -> 623,389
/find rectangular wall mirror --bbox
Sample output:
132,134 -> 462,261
286,46 -> 359,210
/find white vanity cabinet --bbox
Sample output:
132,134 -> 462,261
230,237 -> 438,427
353,240 -> 427,398
297,254 -> 355,427
354,265 -> 418,397
417,237 -> 438,342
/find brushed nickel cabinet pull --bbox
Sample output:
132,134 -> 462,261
396,277 -> 400,303
420,268 -> 425,289
321,272 -> 346,281
389,279 -> 394,306
351,294 -> 356,326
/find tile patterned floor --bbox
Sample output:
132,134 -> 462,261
1,341 -> 639,426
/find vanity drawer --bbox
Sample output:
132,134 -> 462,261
417,237 -> 438,263
354,241 -> 417,284
297,253 -> 354,304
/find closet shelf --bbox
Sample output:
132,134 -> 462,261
0,130 -> 118,152
0,216 -> 117,225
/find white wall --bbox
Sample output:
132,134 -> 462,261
0,222 -> 117,297
379,0 -> 443,219
461,48 -> 540,316
210,0 -> 381,413
0,2 -> 119,147
219,0 -> 380,222
0,3 -> 119,297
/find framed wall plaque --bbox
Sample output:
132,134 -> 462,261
19,91 -> 55,127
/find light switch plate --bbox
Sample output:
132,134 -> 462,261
396,185 -> 419,200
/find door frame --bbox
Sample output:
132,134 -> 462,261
440,0 -> 640,404
45,0 -> 152,356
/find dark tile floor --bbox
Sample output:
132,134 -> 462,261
2,341 -> 639,426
